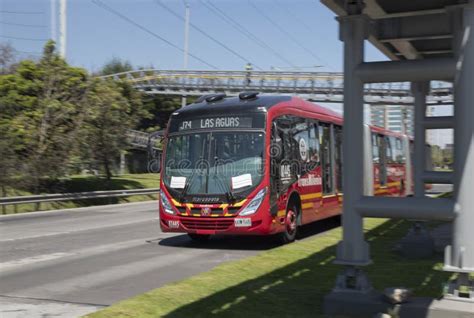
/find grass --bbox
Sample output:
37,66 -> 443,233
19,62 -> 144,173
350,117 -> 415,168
1,173 -> 160,214
86,218 -> 457,318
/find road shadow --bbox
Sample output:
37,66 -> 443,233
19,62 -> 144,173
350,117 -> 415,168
157,216 -> 342,252
158,219 -> 451,318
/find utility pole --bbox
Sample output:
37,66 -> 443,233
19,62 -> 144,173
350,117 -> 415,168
59,0 -> 67,58
50,0 -> 57,42
181,2 -> 190,107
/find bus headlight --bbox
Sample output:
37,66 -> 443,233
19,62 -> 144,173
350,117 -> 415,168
239,188 -> 267,216
160,190 -> 175,215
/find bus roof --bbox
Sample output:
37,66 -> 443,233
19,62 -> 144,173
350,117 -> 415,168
173,95 -> 291,117
173,94 -> 407,138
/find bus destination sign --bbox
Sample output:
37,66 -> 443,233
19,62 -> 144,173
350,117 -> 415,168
178,116 -> 253,131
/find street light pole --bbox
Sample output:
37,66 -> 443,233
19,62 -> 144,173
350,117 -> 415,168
59,0 -> 67,58
50,0 -> 57,42
182,2 -> 190,107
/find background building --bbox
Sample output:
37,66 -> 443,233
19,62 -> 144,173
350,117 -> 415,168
370,105 -> 414,136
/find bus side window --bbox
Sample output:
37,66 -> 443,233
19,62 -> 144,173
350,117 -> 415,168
395,137 -> 405,164
372,133 -> 379,163
385,136 -> 394,164
308,121 -> 320,165
319,122 -> 334,194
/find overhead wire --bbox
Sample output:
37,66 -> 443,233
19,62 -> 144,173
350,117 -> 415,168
201,0 -> 296,68
17,50 -> 43,56
0,21 -> 47,28
274,0 -> 318,36
0,35 -> 48,41
91,0 -> 218,69
274,0 -> 334,70
154,0 -> 263,70
0,10 -> 44,15
248,1 -> 330,69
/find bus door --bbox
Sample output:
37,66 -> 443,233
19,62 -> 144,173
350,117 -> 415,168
319,122 -> 338,215
293,119 -> 321,223
334,125 -> 343,206
270,117 -> 296,215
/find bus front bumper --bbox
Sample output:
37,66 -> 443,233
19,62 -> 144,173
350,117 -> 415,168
159,211 -> 279,236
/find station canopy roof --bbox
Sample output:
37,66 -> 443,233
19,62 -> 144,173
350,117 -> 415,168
321,0 -> 469,61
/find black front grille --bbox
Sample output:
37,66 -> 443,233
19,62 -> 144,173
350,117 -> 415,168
181,218 -> 233,231
212,208 -> 224,215
191,208 -> 201,214
227,207 -> 241,215
177,207 -> 187,213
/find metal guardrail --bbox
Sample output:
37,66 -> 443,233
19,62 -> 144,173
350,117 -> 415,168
0,188 -> 160,206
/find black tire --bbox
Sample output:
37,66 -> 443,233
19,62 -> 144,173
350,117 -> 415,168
188,233 -> 211,242
280,204 -> 299,244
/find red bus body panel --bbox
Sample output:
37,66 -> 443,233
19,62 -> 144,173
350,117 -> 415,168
159,97 -> 408,236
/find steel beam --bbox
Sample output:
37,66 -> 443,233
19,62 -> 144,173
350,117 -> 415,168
445,2 -> 474,274
355,197 -> 455,221
412,82 -> 429,197
375,13 -> 452,42
334,13 -> 371,266
421,171 -> 454,184
422,116 -> 454,129
356,58 -> 456,83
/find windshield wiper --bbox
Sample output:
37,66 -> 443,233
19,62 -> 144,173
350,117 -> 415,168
213,172 -> 236,203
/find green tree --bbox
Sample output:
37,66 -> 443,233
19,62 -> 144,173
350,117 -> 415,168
100,57 -> 133,76
138,95 -> 182,132
0,40 -> 88,192
80,79 -> 140,180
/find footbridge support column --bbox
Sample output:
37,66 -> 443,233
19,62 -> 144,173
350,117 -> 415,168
444,2 -> 474,301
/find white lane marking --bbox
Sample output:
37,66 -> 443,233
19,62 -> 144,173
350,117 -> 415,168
0,253 -> 73,271
0,219 -> 156,242
14,248 -> 217,299
0,234 -> 178,273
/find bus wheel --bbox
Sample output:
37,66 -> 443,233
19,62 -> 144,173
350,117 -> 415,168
188,233 -> 210,242
281,206 -> 298,243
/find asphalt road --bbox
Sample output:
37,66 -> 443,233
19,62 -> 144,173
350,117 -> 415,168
0,201 -> 339,318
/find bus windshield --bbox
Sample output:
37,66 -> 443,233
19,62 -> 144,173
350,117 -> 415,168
163,131 -> 265,197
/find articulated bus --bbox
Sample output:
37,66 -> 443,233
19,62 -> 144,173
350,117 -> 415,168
158,92 -> 412,243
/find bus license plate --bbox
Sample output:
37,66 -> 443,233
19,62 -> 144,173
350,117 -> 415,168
168,220 -> 180,228
235,218 -> 251,227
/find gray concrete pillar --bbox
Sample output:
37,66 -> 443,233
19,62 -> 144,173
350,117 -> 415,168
445,2 -> 474,273
412,82 -> 430,198
119,151 -> 126,175
335,13 -> 371,266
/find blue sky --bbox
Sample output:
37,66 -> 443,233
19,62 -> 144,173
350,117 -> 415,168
1,0 -> 388,72
0,0 -> 453,146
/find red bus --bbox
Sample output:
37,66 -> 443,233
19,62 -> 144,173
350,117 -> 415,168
158,93 -> 412,243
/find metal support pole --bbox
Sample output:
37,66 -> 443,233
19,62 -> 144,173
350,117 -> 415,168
412,82 -> 429,198
445,3 -> 474,275
334,13 -> 371,267
119,151 -> 126,175
181,3 -> 190,108
59,0 -> 66,58
50,0 -> 57,42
